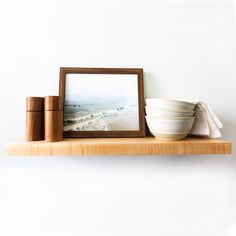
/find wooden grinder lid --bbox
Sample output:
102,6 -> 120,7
45,96 -> 63,111
26,97 -> 44,111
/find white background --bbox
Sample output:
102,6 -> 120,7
0,0 -> 236,236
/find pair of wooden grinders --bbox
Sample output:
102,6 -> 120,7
26,96 -> 63,142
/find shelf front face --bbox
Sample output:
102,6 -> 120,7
6,137 -> 232,156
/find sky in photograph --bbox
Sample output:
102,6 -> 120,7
65,73 -> 138,99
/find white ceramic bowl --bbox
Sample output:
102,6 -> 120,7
145,116 -> 195,134
145,106 -> 194,117
146,98 -> 196,112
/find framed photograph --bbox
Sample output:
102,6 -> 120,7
59,67 -> 146,138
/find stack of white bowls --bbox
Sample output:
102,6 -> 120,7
145,98 -> 196,140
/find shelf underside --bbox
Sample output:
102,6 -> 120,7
6,137 -> 232,156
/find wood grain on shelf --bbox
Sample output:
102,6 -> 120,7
6,137 -> 232,156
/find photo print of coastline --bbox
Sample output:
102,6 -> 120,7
64,73 -> 140,132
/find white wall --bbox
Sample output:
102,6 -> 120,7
0,0 -> 236,235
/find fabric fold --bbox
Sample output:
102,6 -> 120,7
189,102 -> 223,138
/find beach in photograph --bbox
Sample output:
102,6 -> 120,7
64,96 -> 139,131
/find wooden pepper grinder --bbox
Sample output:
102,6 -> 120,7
26,97 -> 44,141
45,96 -> 63,142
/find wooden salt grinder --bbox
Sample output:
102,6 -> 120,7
26,97 -> 44,141
44,96 -> 63,142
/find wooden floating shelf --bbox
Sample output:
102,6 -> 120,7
6,137 -> 232,156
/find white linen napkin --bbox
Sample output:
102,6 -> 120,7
189,102 -> 223,138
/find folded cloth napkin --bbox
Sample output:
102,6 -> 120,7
189,102 -> 223,138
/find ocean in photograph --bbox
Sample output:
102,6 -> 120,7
64,96 -> 139,131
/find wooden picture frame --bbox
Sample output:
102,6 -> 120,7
59,67 -> 146,138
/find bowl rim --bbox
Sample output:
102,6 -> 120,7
146,98 -> 197,107
145,106 -> 195,114
145,116 -> 195,120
